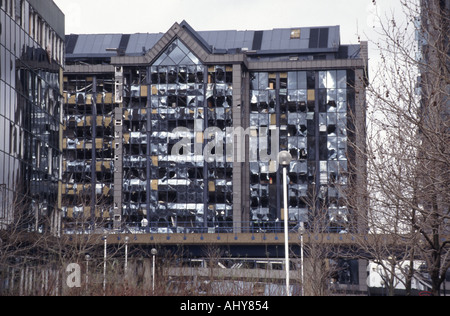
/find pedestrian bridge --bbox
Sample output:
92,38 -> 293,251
62,221 -> 450,258
65,231 -> 450,247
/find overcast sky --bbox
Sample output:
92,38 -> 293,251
53,0 -> 407,71
53,0 -> 405,42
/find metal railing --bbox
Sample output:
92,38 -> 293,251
122,221 -> 347,235
62,219 -> 348,235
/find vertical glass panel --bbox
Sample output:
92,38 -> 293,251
319,71 -> 327,89
319,113 -> 327,133
337,70 -> 347,89
318,89 -> 327,112
298,72 -> 307,89
338,160 -> 348,185
337,113 -> 347,136
288,72 -> 297,90
328,136 -> 337,160
320,161 -> 328,184
258,72 -> 268,90
250,73 -> 258,90
327,89 -> 336,103
0,46 -> 5,81
327,113 -> 337,136
319,135 -> 328,160
298,89 -> 307,104
337,101 -> 346,113
337,137 -> 347,160
328,160 -> 338,180
337,89 -> 347,103
307,71 -> 316,89
327,70 -> 337,89
288,90 -> 298,102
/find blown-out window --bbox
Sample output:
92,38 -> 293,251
123,38 -> 235,232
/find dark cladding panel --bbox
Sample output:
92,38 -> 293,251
309,28 -> 330,49
319,28 -> 329,49
126,33 -> 163,56
309,28 -> 319,49
119,34 -> 131,53
252,31 -> 264,51
65,35 -> 79,55
66,25 -> 341,60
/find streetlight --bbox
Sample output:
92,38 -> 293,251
85,254 -> 91,292
103,235 -> 107,295
278,151 -> 292,297
299,223 -> 306,296
151,248 -> 158,294
124,236 -> 130,277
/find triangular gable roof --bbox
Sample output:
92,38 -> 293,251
144,21 -> 212,65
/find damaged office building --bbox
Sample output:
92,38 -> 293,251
61,21 -> 368,234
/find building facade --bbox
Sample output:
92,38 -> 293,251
62,21 -> 368,234
0,0 -> 64,232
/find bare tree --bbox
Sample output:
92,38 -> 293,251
353,0 -> 449,296
288,178 -> 353,296
0,193 -> 51,295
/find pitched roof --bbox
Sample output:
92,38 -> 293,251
65,22 -> 343,60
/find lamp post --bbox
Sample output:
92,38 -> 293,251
85,254 -> 91,292
278,151 -> 292,297
299,223 -> 305,296
103,235 -> 107,295
124,236 -> 130,277
151,248 -> 158,294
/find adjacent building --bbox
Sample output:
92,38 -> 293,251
0,0 -> 65,232
61,21 -> 368,235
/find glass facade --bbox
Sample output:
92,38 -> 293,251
135,39 -> 234,232
0,0 -> 64,231
60,23 -> 368,235
62,74 -> 116,229
249,70 -> 355,232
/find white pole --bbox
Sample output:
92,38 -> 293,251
151,248 -> 157,295
85,255 -> 90,292
103,236 -> 107,295
283,166 -> 290,297
86,260 -> 89,291
124,237 -> 129,277
152,254 -> 156,294
300,223 -> 305,296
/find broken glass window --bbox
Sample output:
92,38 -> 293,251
337,137 -> 347,160
153,39 -> 201,66
327,71 -> 337,89
337,113 -> 347,136
147,48 -> 233,227
319,71 -> 327,89
328,136 -> 337,160
337,70 -> 347,89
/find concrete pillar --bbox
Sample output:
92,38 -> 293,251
232,64 -> 250,233
113,106 -> 123,230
